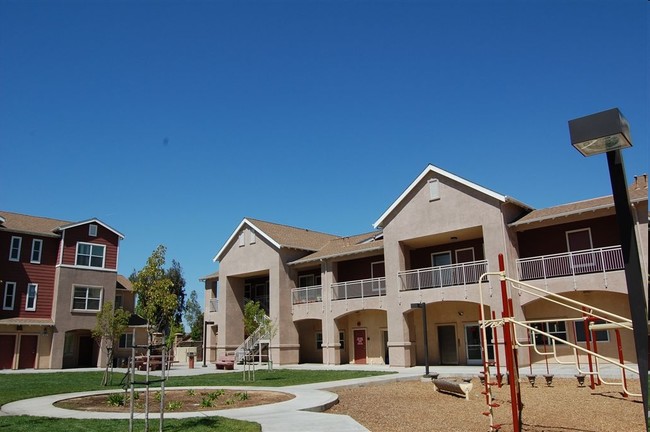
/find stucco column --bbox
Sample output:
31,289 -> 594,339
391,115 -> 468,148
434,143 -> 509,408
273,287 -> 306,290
217,275 -> 244,358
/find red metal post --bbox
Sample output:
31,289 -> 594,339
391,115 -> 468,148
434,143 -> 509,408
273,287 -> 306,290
498,254 -> 521,432
492,310 -> 502,386
582,309 -> 595,390
615,329 -> 628,398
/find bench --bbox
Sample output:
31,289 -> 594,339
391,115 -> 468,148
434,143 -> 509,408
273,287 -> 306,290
135,355 -> 176,371
215,355 -> 235,370
432,379 -> 473,401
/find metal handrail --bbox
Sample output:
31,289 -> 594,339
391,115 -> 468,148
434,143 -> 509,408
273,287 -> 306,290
398,260 -> 488,291
330,277 -> 386,301
234,314 -> 272,364
516,246 -> 624,281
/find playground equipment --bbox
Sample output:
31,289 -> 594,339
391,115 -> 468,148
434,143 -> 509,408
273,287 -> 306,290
478,254 -> 640,432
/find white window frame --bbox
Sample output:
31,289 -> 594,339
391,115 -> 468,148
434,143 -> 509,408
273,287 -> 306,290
565,228 -> 593,252
25,283 -> 38,311
249,230 -> 256,244
455,247 -> 475,263
72,285 -> 103,312
339,331 -> 345,351
75,242 -> 106,268
3,281 -> 16,310
371,261 -> 385,292
119,333 -> 134,349
31,239 -> 43,264
9,236 -> 22,262
89,224 -> 98,237
316,332 -> 323,350
238,232 -> 245,247
532,321 -> 567,345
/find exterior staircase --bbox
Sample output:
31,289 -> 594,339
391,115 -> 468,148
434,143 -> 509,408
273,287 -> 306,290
234,315 -> 272,364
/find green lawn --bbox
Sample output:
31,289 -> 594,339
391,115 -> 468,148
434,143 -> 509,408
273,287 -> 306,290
0,368 -> 393,432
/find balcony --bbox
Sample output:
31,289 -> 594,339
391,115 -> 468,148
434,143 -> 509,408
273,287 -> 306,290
331,277 -> 386,301
516,246 -> 624,284
208,298 -> 218,313
292,285 -> 322,304
398,260 -> 488,291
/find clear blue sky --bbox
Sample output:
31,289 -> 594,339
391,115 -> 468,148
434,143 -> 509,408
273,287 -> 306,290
1,0 -> 647,312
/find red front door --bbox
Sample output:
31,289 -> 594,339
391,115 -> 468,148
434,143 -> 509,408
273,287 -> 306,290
18,335 -> 38,369
0,335 -> 16,369
354,329 -> 367,364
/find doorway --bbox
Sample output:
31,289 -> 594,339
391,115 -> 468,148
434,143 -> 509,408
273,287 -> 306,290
18,335 -> 38,369
0,335 -> 16,369
437,325 -> 458,365
353,329 -> 367,364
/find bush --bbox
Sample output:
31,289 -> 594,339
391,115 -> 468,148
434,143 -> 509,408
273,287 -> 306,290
107,393 -> 125,407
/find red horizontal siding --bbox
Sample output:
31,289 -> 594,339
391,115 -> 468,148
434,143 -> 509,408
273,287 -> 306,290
61,224 -> 120,270
0,233 -> 58,319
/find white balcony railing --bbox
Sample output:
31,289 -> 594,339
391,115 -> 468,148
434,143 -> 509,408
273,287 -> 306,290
291,285 -> 323,305
516,246 -> 624,282
398,260 -> 488,291
331,277 -> 386,301
209,298 -> 218,312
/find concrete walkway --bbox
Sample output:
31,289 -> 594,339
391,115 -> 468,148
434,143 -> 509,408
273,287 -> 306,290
0,362 -> 637,431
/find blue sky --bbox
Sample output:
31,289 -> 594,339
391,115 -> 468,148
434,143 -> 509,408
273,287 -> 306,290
1,0 -> 647,312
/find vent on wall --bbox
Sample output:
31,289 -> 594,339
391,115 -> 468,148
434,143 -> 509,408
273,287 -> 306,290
428,178 -> 440,201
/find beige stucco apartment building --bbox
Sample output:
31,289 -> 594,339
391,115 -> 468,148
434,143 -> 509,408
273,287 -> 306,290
204,165 -> 648,369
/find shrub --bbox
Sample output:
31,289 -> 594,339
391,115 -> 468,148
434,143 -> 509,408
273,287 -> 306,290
107,393 -> 125,407
200,397 -> 214,408
167,401 -> 183,411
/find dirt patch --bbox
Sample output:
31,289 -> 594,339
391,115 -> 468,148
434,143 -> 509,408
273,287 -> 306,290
55,389 -> 293,413
327,377 -> 645,432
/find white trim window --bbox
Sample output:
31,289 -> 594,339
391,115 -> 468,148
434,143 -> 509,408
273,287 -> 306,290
72,286 -> 102,311
9,236 -> 22,262
31,239 -> 43,264
75,242 -> 106,268
574,320 -> 610,343
119,333 -> 134,349
25,283 -> 38,311
89,224 -> 98,237
316,332 -> 323,350
3,281 -> 16,310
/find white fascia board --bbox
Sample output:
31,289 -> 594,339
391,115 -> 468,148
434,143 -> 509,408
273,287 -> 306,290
373,164 -> 508,229
58,218 -> 125,239
213,218 -> 281,262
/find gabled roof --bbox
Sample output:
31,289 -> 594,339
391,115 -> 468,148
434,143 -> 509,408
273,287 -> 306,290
116,274 -> 133,291
0,211 -> 72,237
373,164 -> 532,229
200,271 -> 219,282
57,218 -> 124,239
213,218 -> 339,262
0,211 -> 124,240
289,231 -> 383,265
510,174 -> 648,229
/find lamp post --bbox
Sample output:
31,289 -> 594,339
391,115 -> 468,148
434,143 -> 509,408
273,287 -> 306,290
411,302 -> 430,377
568,108 -> 648,426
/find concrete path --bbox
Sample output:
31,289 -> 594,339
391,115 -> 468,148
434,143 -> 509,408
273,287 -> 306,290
0,362 -> 637,431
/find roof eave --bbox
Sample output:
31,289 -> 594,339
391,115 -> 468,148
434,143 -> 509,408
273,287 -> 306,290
213,218 -> 282,262
289,245 -> 384,265
57,218 -> 125,239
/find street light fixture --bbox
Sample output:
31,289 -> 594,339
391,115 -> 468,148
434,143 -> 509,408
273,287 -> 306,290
568,108 -> 648,427
411,302 -> 430,377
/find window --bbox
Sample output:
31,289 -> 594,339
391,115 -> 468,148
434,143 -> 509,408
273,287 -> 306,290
75,242 -> 105,268
250,230 -> 256,244
31,239 -> 43,264
298,274 -> 315,287
73,286 -> 102,311
119,333 -> 134,349
115,294 -> 123,308
25,283 -> 38,311
428,178 -> 440,201
574,320 -> 609,343
532,321 -> 567,345
64,334 -> 74,355
9,236 -> 22,261
238,232 -> 245,247
316,332 -> 323,350
3,282 -> 16,310
89,224 -> 98,236
339,331 -> 345,351
566,228 -> 595,270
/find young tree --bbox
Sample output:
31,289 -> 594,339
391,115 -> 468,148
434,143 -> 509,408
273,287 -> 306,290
166,259 -> 186,326
184,290 -> 204,341
92,301 -> 130,385
243,300 -> 266,336
131,245 -> 178,337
